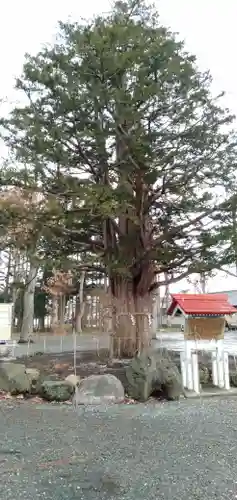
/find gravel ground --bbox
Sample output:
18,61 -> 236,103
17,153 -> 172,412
1,399 -> 237,499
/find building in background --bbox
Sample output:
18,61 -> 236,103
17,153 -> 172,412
210,290 -> 237,308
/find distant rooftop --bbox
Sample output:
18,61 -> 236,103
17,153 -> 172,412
209,290 -> 237,307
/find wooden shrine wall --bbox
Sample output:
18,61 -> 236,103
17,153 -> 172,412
184,317 -> 225,340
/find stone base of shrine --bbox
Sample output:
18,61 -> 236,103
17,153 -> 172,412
183,386 -> 237,399
180,340 -> 231,395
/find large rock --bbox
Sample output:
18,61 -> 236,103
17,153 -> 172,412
199,365 -> 210,385
230,371 -> 237,387
0,362 -> 31,394
73,374 -> 125,405
40,380 -> 74,401
65,374 -> 81,387
0,345 -> 11,358
26,368 -> 40,383
25,368 -> 42,395
125,349 -> 182,402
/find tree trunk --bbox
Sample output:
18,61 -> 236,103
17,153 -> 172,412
75,271 -> 86,333
11,286 -> 20,330
38,315 -> 45,331
4,250 -> 11,301
58,295 -> 66,326
200,273 -> 207,293
163,274 -> 170,327
51,296 -> 59,332
11,249 -> 22,330
111,277 -> 151,358
109,84 -> 154,357
151,275 -> 160,335
151,289 -> 160,337
16,313 -> 23,332
20,261 -> 38,342
81,301 -> 89,330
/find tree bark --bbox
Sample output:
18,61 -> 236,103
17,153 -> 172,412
75,271 -> 86,333
111,277 -> 152,358
12,287 -> 22,330
58,295 -> 66,326
151,288 -> 160,337
20,261 -> 38,342
109,75 -> 155,357
38,315 -> 45,332
4,250 -> 11,301
51,296 -> 59,332
200,273 -> 207,294
11,249 -> 22,330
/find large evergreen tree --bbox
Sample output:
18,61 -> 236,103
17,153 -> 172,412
1,0 -> 237,355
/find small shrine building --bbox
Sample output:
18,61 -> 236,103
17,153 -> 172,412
167,293 -> 236,394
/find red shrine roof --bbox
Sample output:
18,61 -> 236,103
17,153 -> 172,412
167,293 -> 237,316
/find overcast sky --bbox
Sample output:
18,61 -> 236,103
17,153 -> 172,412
1,0 -> 237,292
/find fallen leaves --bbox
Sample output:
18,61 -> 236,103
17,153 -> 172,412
120,397 -> 138,405
54,362 -> 71,372
0,392 -> 12,400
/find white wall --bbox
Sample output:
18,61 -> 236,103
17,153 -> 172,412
0,303 -> 12,341
162,315 -> 185,328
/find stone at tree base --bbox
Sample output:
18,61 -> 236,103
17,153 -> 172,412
30,376 -> 46,396
18,337 -> 34,344
65,374 -> 81,387
0,362 -> 31,394
73,374 -> 125,405
199,365 -> 210,385
40,380 -> 74,401
25,368 -> 42,395
25,368 -> 40,383
124,349 -> 182,402
230,371 -> 237,387
0,345 -> 11,358
18,338 -> 34,344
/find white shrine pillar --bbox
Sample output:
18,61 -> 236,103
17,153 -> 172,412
191,351 -> 200,394
223,352 -> 230,390
181,339 -> 230,394
180,341 -> 200,393
211,340 -> 229,390
184,340 -> 193,390
217,339 -> 224,388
